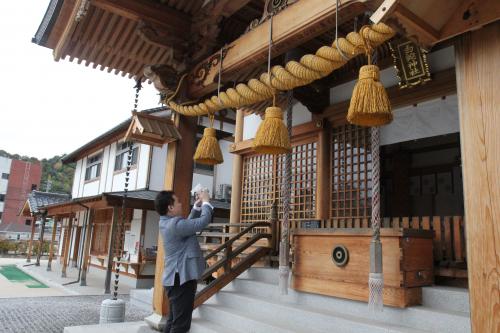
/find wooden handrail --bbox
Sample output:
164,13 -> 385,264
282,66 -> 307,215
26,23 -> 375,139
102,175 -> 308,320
194,247 -> 270,309
190,204 -> 278,313
201,232 -> 271,280
204,221 -> 271,261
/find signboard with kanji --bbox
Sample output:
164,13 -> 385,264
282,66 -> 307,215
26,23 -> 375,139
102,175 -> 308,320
390,39 -> 431,88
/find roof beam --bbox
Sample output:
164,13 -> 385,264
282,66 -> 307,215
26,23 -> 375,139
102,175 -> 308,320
90,0 -> 191,35
186,0 -> 369,99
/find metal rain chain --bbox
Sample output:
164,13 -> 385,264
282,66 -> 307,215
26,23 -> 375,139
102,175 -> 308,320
113,79 -> 142,300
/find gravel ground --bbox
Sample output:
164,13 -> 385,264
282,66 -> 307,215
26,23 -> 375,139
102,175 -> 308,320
0,295 -> 151,333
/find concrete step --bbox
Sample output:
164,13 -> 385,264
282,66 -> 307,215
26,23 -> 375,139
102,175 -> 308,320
64,321 -> 155,333
190,316 -> 245,333
129,288 -> 153,313
422,286 -> 470,313
229,268 -> 470,333
214,289 -> 429,333
196,301 -> 323,333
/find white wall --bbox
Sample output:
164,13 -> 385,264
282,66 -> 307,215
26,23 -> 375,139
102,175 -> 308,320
149,144 -> 168,191
380,95 -> 459,146
71,142 -> 153,198
104,143 -> 117,193
135,144 -> 150,189
144,210 -> 159,249
215,140 -> 234,188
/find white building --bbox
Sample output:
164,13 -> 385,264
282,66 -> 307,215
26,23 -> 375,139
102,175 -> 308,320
0,156 -> 11,224
52,107 -> 234,288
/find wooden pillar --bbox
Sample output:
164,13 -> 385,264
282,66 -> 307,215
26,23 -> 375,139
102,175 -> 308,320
104,207 -> 119,294
72,226 -> 82,267
26,215 -> 37,263
46,218 -> 58,271
316,121 -> 331,221
80,209 -> 94,286
229,109 -> 244,233
147,114 -> 197,330
35,213 -> 47,266
61,217 -> 73,278
455,22 -> 500,333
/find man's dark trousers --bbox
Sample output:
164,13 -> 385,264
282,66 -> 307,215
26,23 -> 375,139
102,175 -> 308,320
164,273 -> 197,333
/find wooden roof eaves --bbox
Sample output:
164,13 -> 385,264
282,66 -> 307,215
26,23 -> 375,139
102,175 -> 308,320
62,107 -> 169,164
31,0 -> 65,47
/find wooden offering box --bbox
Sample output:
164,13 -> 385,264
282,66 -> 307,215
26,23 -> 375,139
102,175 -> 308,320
291,228 -> 434,308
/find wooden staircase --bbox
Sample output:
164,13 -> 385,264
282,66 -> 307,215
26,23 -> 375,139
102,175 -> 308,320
194,221 -> 274,309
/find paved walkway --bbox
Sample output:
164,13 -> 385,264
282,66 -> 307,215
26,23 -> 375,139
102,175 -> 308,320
0,295 -> 152,333
0,258 -> 137,297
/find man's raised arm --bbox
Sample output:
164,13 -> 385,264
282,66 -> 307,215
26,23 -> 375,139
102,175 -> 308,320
174,203 -> 213,237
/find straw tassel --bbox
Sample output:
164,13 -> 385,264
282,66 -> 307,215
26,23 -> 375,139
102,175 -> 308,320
253,106 -> 291,155
347,64 -> 392,127
194,127 -> 224,165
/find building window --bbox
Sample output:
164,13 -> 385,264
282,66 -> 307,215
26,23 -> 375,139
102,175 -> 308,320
25,219 -> 31,226
0,194 -> 5,202
1,173 -> 8,180
114,142 -> 138,171
85,153 -> 102,181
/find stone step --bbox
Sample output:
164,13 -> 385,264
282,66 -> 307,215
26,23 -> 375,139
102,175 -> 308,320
195,301 -> 323,333
129,288 -> 153,313
64,321 -> 155,333
190,316 -> 245,333
214,289 -> 429,333
422,286 -> 470,313
229,268 -> 470,333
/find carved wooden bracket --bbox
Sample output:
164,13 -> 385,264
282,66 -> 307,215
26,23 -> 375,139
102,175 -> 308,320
143,64 -> 179,96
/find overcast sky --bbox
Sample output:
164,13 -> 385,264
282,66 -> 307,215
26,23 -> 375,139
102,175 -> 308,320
0,1 -> 161,159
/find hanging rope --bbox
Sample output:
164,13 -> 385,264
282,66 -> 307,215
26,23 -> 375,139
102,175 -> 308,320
278,90 -> 293,294
167,23 -> 394,116
113,79 -> 142,300
368,126 -> 383,312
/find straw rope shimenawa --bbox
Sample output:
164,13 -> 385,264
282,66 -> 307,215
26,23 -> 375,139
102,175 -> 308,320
166,23 -> 395,116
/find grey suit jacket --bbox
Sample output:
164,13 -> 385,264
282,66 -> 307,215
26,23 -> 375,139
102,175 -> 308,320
159,204 -> 213,286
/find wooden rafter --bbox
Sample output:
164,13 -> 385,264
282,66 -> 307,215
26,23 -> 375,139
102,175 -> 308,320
186,0 -> 369,99
90,0 -> 191,35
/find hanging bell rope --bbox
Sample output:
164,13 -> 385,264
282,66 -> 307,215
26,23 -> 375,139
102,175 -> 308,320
347,26 -> 393,127
193,47 -> 225,165
368,126 -> 384,312
278,90 -> 293,294
253,14 -> 291,155
166,23 -> 394,117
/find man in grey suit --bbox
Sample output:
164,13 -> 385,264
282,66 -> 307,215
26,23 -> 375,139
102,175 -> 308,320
154,190 -> 213,333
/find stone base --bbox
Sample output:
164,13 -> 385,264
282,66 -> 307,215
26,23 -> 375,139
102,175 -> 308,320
144,313 -> 166,331
99,299 -> 126,324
